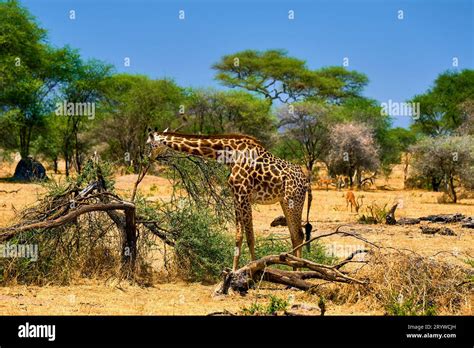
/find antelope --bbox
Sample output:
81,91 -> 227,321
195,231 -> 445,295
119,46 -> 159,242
317,177 -> 333,191
345,191 -> 363,213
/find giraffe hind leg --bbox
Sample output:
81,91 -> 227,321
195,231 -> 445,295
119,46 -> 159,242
280,197 -> 305,270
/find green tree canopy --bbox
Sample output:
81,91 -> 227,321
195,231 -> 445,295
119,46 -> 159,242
410,69 -> 474,136
184,89 -> 275,144
213,49 -> 368,104
0,0 -> 88,160
96,74 -> 185,168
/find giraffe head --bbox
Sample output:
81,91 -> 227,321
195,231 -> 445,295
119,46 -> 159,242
146,127 -> 169,159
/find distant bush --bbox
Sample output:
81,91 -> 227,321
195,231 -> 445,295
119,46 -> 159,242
409,135 -> 474,202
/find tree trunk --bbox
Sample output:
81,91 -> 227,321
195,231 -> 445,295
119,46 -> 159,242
74,128 -> 82,174
19,125 -> 30,159
53,158 -> 58,174
403,153 -> 409,188
64,152 -> 70,177
431,177 -> 441,192
356,169 -> 362,190
348,168 -> 354,188
123,206 -> 137,268
449,175 -> 457,203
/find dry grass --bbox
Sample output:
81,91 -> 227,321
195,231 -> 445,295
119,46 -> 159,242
314,249 -> 473,315
0,160 -> 473,315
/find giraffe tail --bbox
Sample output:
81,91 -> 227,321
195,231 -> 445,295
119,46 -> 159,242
304,178 -> 313,252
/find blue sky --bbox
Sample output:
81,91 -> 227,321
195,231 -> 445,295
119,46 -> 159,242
21,0 -> 473,128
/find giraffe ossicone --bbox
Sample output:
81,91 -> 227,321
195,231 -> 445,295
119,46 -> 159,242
147,130 -> 313,271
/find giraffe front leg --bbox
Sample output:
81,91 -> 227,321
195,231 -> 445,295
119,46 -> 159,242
232,222 -> 244,272
232,196 -> 253,271
242,201 -> 256,262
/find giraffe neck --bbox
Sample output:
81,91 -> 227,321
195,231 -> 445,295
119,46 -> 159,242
158,133 -> 263,165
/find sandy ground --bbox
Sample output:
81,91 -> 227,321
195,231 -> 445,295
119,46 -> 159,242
0,160 -> 473,315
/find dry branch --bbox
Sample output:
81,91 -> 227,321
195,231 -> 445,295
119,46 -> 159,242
130,160 -> 150,202
0,189 -> 21,194
216,226 -> 369,295
0,202 -> 135,241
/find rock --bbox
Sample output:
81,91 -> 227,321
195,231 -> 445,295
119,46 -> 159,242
397,218 -> 421,225
461,222 -> 474,229
438,228 -> 457,236
420,226 -> 456,236
13,157 -> 47,181
419,213 -> 465,223
271,215 -> 287,227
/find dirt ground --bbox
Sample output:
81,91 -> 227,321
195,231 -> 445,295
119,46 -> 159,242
0,160 -> 473,315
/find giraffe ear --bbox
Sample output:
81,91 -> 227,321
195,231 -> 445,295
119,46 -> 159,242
154,127 -> 158,132
163,128 -> 169,133
147,127 -> 152,133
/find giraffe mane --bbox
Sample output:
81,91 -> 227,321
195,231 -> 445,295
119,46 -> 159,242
157,131 -> 265,147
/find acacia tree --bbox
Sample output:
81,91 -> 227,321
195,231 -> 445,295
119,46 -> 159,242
0,1 -> 100,180
96,74 -> 185,170
386,127 -> 417,186
276,102 -> 335,172
326,123 -> 380,188
213,49 -> 368,105
60,59 -> 113,175
0,1 -> 80,160
184,89 -> 275,144
409,136 -> 474,202
410,70 -> 474,136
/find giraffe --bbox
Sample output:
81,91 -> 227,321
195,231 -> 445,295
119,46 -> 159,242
146,129 -> 313,271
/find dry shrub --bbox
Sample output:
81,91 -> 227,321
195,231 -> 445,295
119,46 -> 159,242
437,192 -> 454,204
0,213 -> 157,286
366,250 -> 472,315
313,250 -> 472,315
457,190 -> 474,200
0,161 -> 157,286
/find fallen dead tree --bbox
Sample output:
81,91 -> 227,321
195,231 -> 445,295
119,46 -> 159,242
0,181 -> 140,271
0,155 -> 233,283
215,226 -> 473,315
216,226 -> 371,294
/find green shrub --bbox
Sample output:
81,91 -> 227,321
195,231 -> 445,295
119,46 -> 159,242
358,202 -> 389,224
385,295 -> 437,316
464,258 -> 474,268
241,295 -> 289,315
248,235 -> 336,267
167,202 -> 234,282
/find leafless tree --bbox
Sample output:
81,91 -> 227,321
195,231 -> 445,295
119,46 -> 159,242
326,122 -> 380,188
